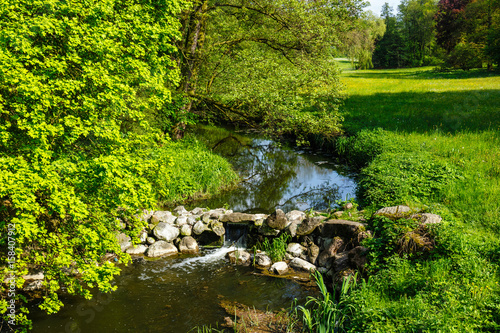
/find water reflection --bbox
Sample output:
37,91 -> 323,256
188,126 -> 356,213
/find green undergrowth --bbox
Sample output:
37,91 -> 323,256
327,65 -> 500,331
154,138 -> 238,206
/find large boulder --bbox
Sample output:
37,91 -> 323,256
153,223 -> 180,242
151,211 -> 176,225
126,244 -> 148,255
255,253 -> 272,267
316,220 -> 367,240
289,258 -> 316,272
173,205 -> 189,215
296,216 -> 327,236
270,262 -> 288,275
193,221 -> 207,235
317,237 -> 345,268
210,221 -> 226,237
146,241 -> 178,257
180,224 -> 192,236
227,250 -> 251,265
307,243 -> 320,265
375,205 -> 412,218
266,209 -> 289,230
287,243 -> 307,258
220,212 -> 258,223
116,232 -> 131,252
179,236 -> 199,254
348,246 -> 368,271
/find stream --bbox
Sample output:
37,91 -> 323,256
29,126 -> 357,333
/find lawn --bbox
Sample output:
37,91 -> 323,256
332,60 -> 500,332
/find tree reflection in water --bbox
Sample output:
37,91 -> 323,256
187,126 -> 356,214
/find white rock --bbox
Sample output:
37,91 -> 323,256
146,241 -> 178,257
270,262 -> 288,275
287,243 -> 307,257
256,253 -> 272,267
126,244 -> 148,255
290,258 -> 316,272
193,221 -> 207,235
176,216 -> 188,226
153,223 -> 180,242
180,224 -> 192,236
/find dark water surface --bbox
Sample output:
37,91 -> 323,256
29,126 -> 357,332
187,126 -> 357,213
30,248 -> 314,333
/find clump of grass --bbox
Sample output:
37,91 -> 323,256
294,271 -> 357,333
149,138 -> 238,205
255,233 -> 291,262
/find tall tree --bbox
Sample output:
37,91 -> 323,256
398,0 -> 438,66
435,0 -> 471,52
343,11 -> 386,69
174,0 -> 366,142
373,3 -> 407,67
0,0 -> 187,329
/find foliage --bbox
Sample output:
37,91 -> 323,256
156,138 -> 238,205
342,11 -> 386,70
177,0 -> 366,137
294,271 -> 357,333
256,233 -> 291,262
333,64 -> 500,332
0,0 -> 192,330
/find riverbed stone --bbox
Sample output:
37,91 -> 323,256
139,230 -> 148,243
187,216 -> 197,226
116,232 -> 131,252
287,243 -> 307,258
193,221 -> 207,235
146,237 -> 156,245
153,223 -> 180,242
420,213 -> 442,225
266,209 -> 289,230
316,220 -> 367,239
286,210 -> 306,224
173,205 -> 189,215
211,221 -> 225,237
308,243 -> 320,265
176,216 -> 188,226
375,205 -> 412,218
290,258 -> 316,272
317,237 -> 345,268
256,253 -> 272,267
220,212 -> 258,223
227,250 -> 251,265
270,262 -> 288,275
151,211 -> 175,225
146,241 -> 178,257
191,207 -> 207,215
202,212 -> 212,223
179,236 -> 199,254
180,224 -> 192,236
126,244 -> 148,255
296,216 -> 326,236
348,246 -> 368,270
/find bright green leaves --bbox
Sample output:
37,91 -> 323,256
0,0 -> 189,328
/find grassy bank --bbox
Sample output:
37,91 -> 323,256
330,61 -> 500,331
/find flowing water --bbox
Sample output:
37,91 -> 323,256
29,126 -> 357,332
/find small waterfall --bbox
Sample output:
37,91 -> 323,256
224,223 -> 248,248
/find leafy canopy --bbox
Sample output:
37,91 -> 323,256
0,0 -> 187,329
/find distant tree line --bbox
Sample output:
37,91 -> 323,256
369,0 -> 500,69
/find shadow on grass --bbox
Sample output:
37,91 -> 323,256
342,89 -> 500,134
341,68 -> 500,80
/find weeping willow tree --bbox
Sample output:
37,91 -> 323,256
175,0 -> 366,143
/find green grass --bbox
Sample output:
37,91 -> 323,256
325,61 -> 500,331
151,138 -> 239,206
